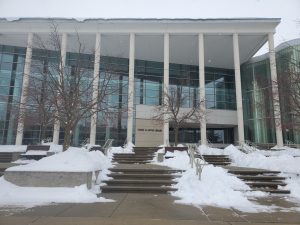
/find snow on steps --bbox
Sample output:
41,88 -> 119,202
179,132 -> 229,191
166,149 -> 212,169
226,167 -> 290,194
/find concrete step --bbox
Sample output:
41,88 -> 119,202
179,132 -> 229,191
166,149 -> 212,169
113,160 -> 151,164
113,157 -> 154,160
113,157 -> 153,160
103,179 -> 177,186
246,181 -> 287,188
198,157 -> 230,162
202,155 -> 229,158
101,186 -> 177,193
207,162 -> 231,166
251,188 -> 290,194
114,153 -> 155,157
108,173 -> 180,179
228,170 -> 281,175
238,175 -> 286,181
109,168 -> 184,174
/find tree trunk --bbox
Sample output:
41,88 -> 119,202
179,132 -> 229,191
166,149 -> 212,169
174,126 -> 179,146
63,126 -> 72,151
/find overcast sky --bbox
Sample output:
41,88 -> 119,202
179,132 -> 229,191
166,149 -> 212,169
0,0 -> 299,54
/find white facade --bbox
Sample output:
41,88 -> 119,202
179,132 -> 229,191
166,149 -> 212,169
0,18 -> 283,147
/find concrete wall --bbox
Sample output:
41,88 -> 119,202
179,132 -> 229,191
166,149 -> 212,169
4,170 -> 100,189
135,119 -> 163,147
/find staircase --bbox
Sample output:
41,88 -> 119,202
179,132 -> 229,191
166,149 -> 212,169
112,147 -> 159,164
0,153 -> 13,163
227,167 -> 290,194
196,154 -> 231,166
103,147 -> 183,193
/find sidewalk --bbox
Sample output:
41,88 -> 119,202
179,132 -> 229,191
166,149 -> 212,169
1,193 -> 300,225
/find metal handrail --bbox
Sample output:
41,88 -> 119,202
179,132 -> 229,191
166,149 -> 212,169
187,144 -> 209,180
42,137 -> 52,143
103,139 -> 114,155
81,138 -> 90,147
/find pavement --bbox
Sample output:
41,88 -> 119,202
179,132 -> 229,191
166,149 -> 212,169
1,193 -> 300,225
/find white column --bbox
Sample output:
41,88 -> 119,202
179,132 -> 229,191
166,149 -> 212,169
268,32 -> 284,147
53,33 -> 68,144
233,33 -> 245,145
90,33 -> 101,145
163,33 -> 170,146
15,32 -> 33,145
198,33 -> 206,145
127,33 -> 135,144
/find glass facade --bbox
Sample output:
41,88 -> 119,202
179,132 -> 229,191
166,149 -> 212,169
0,45 -> 25,144
241,42 -> 300,145
0,43 -> 237,146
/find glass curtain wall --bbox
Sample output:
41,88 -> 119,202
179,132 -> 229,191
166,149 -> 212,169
276,44 -> 300,144
0,45 -> 25,144
241,60 -> 276,144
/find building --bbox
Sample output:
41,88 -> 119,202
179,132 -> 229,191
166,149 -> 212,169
0,18 -> 296,148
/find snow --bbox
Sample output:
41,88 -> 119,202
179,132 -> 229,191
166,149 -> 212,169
22,150 -> 47,156
198,144 -> 300,202
0,177 -> 113,208
0,145 -> 114,207
7,147 -> 111,172
153,150 -> 268,212
0,145 -> 27,152
109,142 -> 134,154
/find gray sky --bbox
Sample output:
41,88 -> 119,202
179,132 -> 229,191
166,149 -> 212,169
0,0 -> 299,55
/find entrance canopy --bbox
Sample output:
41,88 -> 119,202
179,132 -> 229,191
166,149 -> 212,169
0,18 -> 280,69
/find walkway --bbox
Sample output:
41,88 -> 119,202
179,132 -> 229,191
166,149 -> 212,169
1,194 -> 300,225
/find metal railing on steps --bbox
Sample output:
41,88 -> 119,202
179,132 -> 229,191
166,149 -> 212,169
187,143 -> 209,180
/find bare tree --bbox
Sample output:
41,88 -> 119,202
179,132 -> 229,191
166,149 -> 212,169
153,85 -> 205,146
20,23 -> 125,150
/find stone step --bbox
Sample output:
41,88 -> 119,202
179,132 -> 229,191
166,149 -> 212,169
113,161 -> 149,164
103,179 -> 177,186
201,155 -> 229,158
108,173 -> 180,179
113,157 -> 154,160
113,157 -> 153,160
114,153 -> 155,157
203,158 -> 231,162
207,162 -> 231,166
238,175 -> 286,181
109,168 -> 184,174
101,186 -> 177,193
113,154 -> 153,158
228,170 -> 281,175
246,181 -> 287,188
251,188 -> 290,194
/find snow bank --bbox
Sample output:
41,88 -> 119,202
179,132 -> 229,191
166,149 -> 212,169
7,147 -> 111,172
153,150 -> 267,212
109,142 -> 134,154
0,177 -> 113,208
199,144 -> 300,202
0,145 -> 27,152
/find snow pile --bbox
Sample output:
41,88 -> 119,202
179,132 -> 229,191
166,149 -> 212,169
0,177 -> 113,207
153,150 -> 266,212
109,142 -> 134,154
198,144 -> 300,202
0,145 -> 27,152
46,143 -> 63,153
7,147 -> 111,172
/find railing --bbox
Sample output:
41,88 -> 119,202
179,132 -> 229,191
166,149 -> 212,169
103,139 -> 114,155
187,143 -> 209,180
123,138 -> 128,148
42,137 -> 52,144
81,138 -> 90,147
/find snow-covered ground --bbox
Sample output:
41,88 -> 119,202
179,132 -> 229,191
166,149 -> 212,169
0,145 -> 27,152
153,145 -> 300,212
0,144 -> 123,207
